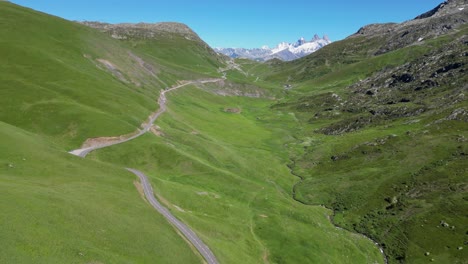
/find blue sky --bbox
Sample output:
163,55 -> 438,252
10,0 -> 443,48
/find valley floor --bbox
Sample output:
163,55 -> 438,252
85,83 -> 385,263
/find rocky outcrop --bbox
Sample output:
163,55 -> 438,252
415,0 -> 468,19
351,0 -> 468,55
81,21 -> 202,41
414,2 -> 446,19
312,30 -> 467,135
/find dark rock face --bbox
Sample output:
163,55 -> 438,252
435,62 -> 464,74
315,32 -> 468,135
414,2 -> 445,20
278,0 -> 467,136
350,0 -> 468,56
354,23 -> 397,36
415,80 -> 439,91
391,73 -> 414,85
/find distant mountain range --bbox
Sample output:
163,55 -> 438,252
215,35 -> 331,61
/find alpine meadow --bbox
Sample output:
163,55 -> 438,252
0,1 -> 466,264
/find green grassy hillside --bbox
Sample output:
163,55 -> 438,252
89,85 -> 383,263
264,11 -> 468,264
0,2 -> 149,149
0,2 -> 225,263
0,2 -> 223,149
0,121 -> 201,263
82,21 -> 226,79
1,0 -> 466,263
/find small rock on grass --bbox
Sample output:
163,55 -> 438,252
440,220 -> 450,227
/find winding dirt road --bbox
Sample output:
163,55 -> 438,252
127,168 -> 218,264
69,79 -> 221,264
69,79 -> 221,157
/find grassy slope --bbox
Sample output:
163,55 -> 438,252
0,2 -> 224,150
0,121 -> 201,263
0,2 -> 227,263
127,35 -> 224,78
3,1 -> 464,264
0,2 -> 158,149
292,116 -> 467,263
262,35 -> 384,85
265,24 -> 468,263
90,86 -> 384,263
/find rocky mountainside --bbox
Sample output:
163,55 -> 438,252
215,35 -> 331,61
81,21 -> 202,41
350,0 -> 467,55
265,1 -> 467,263
80,21 -> 225,75
266,0 -> 467,83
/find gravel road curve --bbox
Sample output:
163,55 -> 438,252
69,79 -> 221,158
127,168 -> 219,264
69,79 -> 221,263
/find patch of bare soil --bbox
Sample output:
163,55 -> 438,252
173,205 -> 186,212
262,250 -> 270,264
80,130 -> 139,148
128,51 -> 159,77
150,125 -> 164,136
96,59 -> 129,83
177,80 -> 190,85
155,193 -> 172,209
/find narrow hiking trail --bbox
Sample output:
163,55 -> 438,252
69,79 -> 221,264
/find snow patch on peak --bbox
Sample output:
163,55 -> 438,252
273,42 -> 290,52
270,35 -> 331,57
216,35 -> 332,61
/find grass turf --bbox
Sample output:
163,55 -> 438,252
0,121 -> 202,263
89,85 -> 384,263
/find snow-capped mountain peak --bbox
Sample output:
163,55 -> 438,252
273,42 -> 291,52
294,37 -> 307,47
215,35 -> 331,62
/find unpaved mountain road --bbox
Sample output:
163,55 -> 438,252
69,79 -> 221,264
127,168 -> 219,264
69,79 -> 222,157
